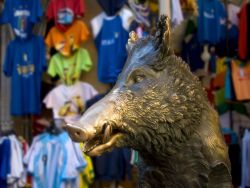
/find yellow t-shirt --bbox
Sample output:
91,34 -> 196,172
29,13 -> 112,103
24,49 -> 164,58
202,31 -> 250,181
79,144 -> 95,188
45,20 -> 89,56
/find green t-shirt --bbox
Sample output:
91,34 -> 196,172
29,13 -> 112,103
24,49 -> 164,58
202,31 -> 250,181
48,48 -> 92,85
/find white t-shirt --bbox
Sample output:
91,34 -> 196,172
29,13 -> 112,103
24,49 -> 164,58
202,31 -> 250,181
43,82 -> 98,123
8,135 -> 25,187
159,0 -> 171,18
227,3 -> 240,26
171,0 -> 184,27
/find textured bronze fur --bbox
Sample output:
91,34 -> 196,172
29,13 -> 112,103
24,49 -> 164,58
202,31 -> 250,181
65,16 -> 232,188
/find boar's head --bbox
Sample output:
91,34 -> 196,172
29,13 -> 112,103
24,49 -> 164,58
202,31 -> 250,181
65,16 -> 207,156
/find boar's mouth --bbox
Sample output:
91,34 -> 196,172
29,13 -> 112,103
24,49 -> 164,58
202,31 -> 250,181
67,121 -> 124,156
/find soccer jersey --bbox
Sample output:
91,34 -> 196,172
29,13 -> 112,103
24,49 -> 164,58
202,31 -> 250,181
197,0 -> 226,44
24,132 -> 86,188
0,0 -> 42,38
91,8 -> 133,83
3,34 -> 46,115
46,0 -> 85,32
48,48 -> 92,85
43,82 -> 98,123
45,20 -> 89,57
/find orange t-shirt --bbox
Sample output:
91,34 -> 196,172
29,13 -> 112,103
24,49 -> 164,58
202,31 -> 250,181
45,20 -> 89,56
232,61 -> 250,101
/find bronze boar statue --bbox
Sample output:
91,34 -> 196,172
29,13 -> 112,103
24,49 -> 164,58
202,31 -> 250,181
65,16 -> 232,188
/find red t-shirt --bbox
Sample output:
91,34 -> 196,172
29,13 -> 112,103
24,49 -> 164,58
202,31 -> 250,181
46,0 -> 85,32
238,2 -> 248,60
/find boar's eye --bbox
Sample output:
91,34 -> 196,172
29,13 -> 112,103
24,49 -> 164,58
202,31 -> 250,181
134,75 -> 144,83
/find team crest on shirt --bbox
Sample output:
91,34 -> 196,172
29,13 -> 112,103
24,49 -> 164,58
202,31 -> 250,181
114,32 -> 119,38
58,96 -> 85,117
17,53 -> 35,77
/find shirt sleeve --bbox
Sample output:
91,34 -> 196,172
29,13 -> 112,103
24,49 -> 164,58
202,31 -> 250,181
45,29 -> 54,48
90,85 -> 98,98
3,42 -> 14,77
120,8 -> 134,31
43,90 -> 55,109
79,21 -> 90,42
46,0 -> 54,20
81,49 -> 92,72
75,0 -> 85,17
30,0 -> 43,23
47,55 -> 57,77
38,36 -> 47,73
0,0 -> 10,24
72,143 -> 87,170
90,13 -> 105,39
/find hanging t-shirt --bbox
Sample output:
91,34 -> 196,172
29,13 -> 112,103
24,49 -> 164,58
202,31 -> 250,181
46,0 -> 85,32
216,24 -> 238,57
8,135 -> 25,187
227,3 -> 240,26
24,132 -> 86,188
171,0 -> 184,27
91,8 -> 133,83
0,138 -> 11,188
43,82 -> 98,123
3,34 -> 46,116
45,20 -> 89,57
197,0 -> 226,44
181,32 -> 204,72
0,0 -> 42,38
232,61 -> 250,101
48,48 -> 92,85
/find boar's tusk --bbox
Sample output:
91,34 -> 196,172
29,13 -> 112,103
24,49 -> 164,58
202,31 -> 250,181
103,123 -> 113,144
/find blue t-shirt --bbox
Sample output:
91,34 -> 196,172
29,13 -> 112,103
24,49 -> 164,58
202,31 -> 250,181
25,132 -> 86,188
0,139 -> 11,188
3,34 -> 46,116
0,0 -> 42,38
91,8 -> 133,84
197,0 -> 226,44
181,33 -> 204,72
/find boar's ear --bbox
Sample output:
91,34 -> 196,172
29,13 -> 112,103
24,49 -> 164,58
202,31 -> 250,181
154,15 -> 172,56
149,15 -> 173,71
126,31 -> 139,52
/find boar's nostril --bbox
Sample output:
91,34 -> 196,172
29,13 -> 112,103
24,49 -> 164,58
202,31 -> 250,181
65,123 -> 88,142
75,131 -> 81,137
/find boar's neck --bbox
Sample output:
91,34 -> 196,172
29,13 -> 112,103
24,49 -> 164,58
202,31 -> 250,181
136,135 -> 210,188
135,105 -> 229,188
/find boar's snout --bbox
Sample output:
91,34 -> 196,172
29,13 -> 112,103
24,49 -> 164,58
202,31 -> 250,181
64,98 -> 124,156
64,123 -> 90,142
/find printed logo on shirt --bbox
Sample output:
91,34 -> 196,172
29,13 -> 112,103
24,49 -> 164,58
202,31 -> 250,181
14,9 -> 30,32
14,10 -> 30,17
17,53 -> 35,77
55,41 -> 66,51
114,32 -> 119,38
101,39 -> 115,46
58,96 -> 85,117
204,10 -> 215,19
17,64 -> 35,77
57,8 -> 74,24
